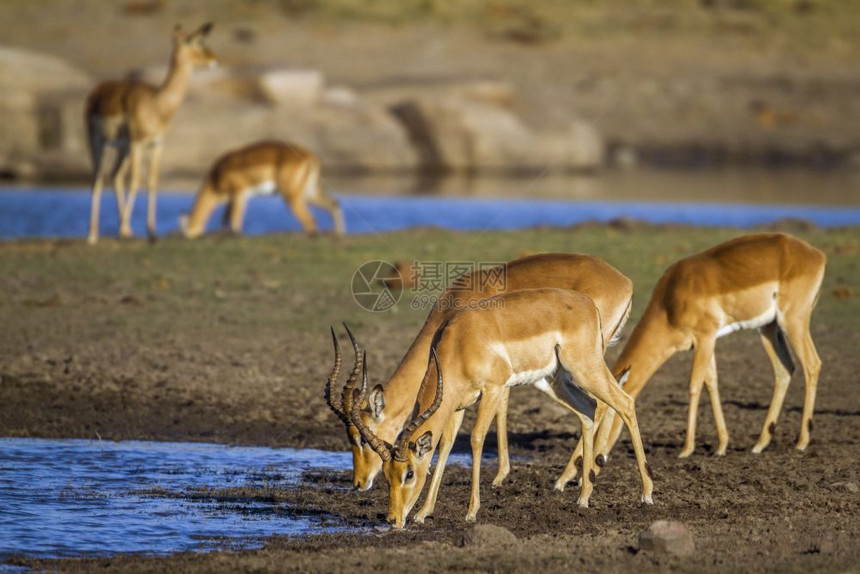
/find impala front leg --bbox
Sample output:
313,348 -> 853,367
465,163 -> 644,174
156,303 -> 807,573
492,387 -> 510,487
120,143 -> 144,238
414,409 -> 465,524
679,336 -> 715,458
703,354 -> 729,455
466,388 -> 503,522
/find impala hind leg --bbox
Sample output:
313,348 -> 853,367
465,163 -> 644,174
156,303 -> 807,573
414,409 -> 465,524
784,318 -> 821,451
145,143 -> 163,241
679,336 -> 716,458
492,387 -> 511,487
87,143 -> 111,245
558,350 -> 653,504
466,387 -> 504,522
752,321 -> 795,453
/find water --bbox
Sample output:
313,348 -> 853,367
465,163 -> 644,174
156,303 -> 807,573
1,175 -> 858,240
0,437 -> 483,563
0,438 -> 352,561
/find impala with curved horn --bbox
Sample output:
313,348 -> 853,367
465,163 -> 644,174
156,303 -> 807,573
560,233 -> 826,490
85,23 -> 216,244
351,288 -> 653,529
325,254 -> 633,513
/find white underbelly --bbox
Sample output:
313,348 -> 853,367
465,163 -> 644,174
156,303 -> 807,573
245,181 -> 277,197
716,305 -> 777,338
504,357 -> 558,388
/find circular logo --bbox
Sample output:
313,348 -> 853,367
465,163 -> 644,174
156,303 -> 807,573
352,260 -> 403,312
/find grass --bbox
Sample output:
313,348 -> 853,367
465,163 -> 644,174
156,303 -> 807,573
1,225 -> 857,346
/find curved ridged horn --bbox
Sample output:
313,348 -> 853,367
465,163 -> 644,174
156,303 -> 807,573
323,327 -> 348,425
395,348 -> 444,461
340,323 -> 364,424
350,362 -> 393,462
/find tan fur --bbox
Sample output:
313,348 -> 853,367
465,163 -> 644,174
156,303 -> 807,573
376,288 -> 653,529
338,253 -> 632,519
586,233 -> 825,478
85,23 -> 216,244
180,141 -> 344,238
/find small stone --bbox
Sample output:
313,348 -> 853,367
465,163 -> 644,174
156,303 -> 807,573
459,524 -> 517,547
638,520 -> 695,557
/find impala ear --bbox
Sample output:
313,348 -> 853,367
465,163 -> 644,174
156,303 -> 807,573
196,22 -> 214,38
413,431 -> 433,459
368,384 -> 385,420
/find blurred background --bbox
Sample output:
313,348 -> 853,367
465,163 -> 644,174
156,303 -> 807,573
1,0 -> 859,207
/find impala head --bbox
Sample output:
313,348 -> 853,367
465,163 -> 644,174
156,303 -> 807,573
173,22 -> 217,69
350,350 -> 444,530
324,325 -> 379,491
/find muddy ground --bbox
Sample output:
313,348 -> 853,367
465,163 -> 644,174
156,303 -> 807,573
2,224 -> 859,572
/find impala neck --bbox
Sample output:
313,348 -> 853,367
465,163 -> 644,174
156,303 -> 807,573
377,311 -> 448,441
182,182 -> 217,238
156,46 -> 194,119
612,306 -> 685,399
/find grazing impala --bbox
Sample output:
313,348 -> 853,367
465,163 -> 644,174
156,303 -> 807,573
179,140 -> 345,238
349,288 -> 654,529
85,23 -> 216,244
559,233 -> 825,490
324,253 -> 633,518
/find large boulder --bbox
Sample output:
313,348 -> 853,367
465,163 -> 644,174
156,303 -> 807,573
0,46 -> 93,179
391,95 -> 604,173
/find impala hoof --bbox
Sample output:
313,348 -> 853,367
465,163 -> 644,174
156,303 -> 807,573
86,234 -> 98,245
678,448 -> 694,459
641,494 -> 654,505
553,478 -> 568,492
465,514 -> 477,523
576,498 -> 589,509
751,442 -> 767,454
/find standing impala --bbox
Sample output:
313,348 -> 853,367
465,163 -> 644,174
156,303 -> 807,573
85,23 -> 216,244
179,140 -> 345,238
324,253 -> 633,518
559,233 -> 825,490
350,288 -> 654,529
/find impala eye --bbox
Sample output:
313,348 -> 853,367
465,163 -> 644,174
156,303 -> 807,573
405,468 -> 414,481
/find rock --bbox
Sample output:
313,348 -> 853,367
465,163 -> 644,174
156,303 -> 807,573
459,524 -> 517,547
391,96 -> 604,173
257,69 -> 324,107
0,46 -> 92,180
638,520 -> 695,557
0,46 -> 92,94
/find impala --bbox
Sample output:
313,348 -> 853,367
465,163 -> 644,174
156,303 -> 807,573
324,253 -> 633,520
350,288 -> 654,529
179,140 -> 345,238
85,23 -> 216,244
560,233 -> 825,490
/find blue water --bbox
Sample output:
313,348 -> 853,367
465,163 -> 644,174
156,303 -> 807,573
0,438 -> 351,560
0,437 -> 483,563
0,189 -> 858,240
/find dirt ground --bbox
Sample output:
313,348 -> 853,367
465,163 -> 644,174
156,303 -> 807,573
2,224 -> 860,572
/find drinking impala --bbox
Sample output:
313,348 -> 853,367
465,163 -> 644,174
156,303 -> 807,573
85,23 -> 216,244
351,288 -> 654,529
559,233 -> 825,489
324,253 -> 633,521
